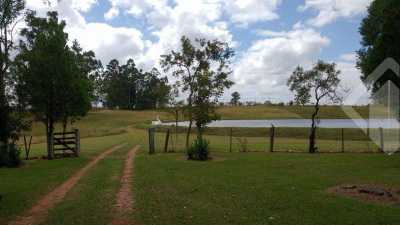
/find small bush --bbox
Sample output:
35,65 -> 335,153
187,138 -> 210,161
0,143 -> 22,168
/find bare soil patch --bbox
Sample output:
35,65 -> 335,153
327,184 -> 400,206
110,145 -> 140,225
8,144 -> 126,225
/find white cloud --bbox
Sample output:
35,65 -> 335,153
100,0 -> 282,70
299,0 -> 373,27
224,0 -> 282,27
67,24 -> 145,64
25,0 -> 146,65
340,52 -> 357,62
104,7 -> 119,20
104,0 -> 282,27
71,0 -> 98,12
232,28 -> 330,102
27,0 -> 98,13
105,0 -> 169,20
136,0 -> 234,70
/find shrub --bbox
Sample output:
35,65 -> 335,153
0,143 -> 22,168
187,138 -> 210,161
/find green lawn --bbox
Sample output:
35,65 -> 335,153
134,152 -> 400,225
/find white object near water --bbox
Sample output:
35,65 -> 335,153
151,116 -> 162,126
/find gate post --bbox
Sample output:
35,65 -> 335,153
229,128 -> 233,153
341,128 -> 345,153
49,133 -> 54,159
379,127 -> 384,153
75,129 -> 80,157
149,127 -> 156,154
269,125 -> 275,152
164,129 -> 170,153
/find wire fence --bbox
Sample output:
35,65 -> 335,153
147,126 -> 395,154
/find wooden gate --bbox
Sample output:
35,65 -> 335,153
53,129 -> 80,157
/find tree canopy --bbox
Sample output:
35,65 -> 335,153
15,11 -> 92,158
357,0 -> 400,91
101,59 -> 171,110
230,91 -> 240,106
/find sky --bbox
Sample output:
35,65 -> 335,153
24,0 -> 373,103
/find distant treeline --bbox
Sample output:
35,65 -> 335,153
99,59 -> 170,110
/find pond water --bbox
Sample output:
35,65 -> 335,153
162,119 -> 400,129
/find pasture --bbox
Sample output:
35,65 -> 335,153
1,106 -> 400,225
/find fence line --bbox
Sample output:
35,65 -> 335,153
149,126 -> 389,154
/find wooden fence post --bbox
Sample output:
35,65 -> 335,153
341,128 -> 344,153
379,127 -> 384,153
23,135 -> 32,160
229,128 -> 233,153
75,129 -> 80,157
148,127 -> 155,154
164,129 -> 170,153
366,126 -> 370,152
270,125 -> 275,152
49,133 -> 54,159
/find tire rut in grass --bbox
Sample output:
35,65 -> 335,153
111,145 -> 140,225
8,143 -> 127,225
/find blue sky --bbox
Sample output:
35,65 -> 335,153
25,0 -> 373,103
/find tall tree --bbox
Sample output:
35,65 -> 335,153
71,40 -> 103,109
161,36 -> 234,148
0,0 -> 25,148
230,91 -> 240,106
15,11 -> 92,159
0,0 -> 25,167
103,59 -> 124,109
357,0 -> 400,91
287,61 -> 341,153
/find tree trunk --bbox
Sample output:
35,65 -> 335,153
0,25 -> 10,147
175,109 -> 178,151
185,90 -> 194,150
185,119 -> 193,150
0,57 -> 9,148
309,125 -> 317,153
46,117 -> 55,159
196,123 -> 203,140
309,102 -> 320,153
0,78 -> 8,146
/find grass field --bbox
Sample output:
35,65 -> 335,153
216,105 -> 372,120
134,152 -> 400,225
1,106 -> 399,225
